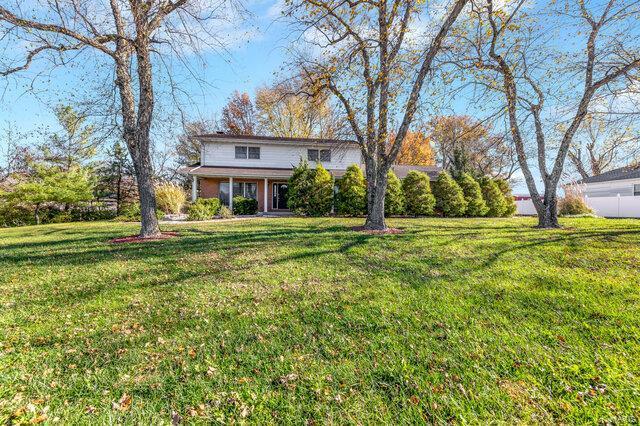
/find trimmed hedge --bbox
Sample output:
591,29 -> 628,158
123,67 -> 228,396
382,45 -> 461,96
433,172 -> 467,217
402,170 -> 435,216
233,196 -> 258,215
336,164 -> 367,216
187,198 -> 221,221
385,170 -> 405,216
457,173 -> 488,217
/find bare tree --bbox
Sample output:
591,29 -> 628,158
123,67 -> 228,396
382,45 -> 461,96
429,115 -> 517,179
0,0 -> 236,237
287,0 -> 469,230
568,114 -> 640,179
461,0 -> 640,227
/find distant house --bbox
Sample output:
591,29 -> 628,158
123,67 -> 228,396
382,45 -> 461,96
179,133 -> 440,213
575,166 -> 640,198
568,165 -> 640,218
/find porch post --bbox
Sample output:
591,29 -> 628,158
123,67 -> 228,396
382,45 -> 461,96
191,175 -> 198,202
229,177 -> 234,212
264,178 -> 268,213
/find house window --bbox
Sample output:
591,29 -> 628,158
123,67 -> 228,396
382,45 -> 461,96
634,184 -> 640,196
235,146 -> 247,159
219,181 -> 258,206
235,146 -> 260,160
308,149 -> 331,162
248,147 -> 260,159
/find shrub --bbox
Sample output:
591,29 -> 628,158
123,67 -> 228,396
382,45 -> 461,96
385,170 -> 405,216
433,172 -> 467,217
187,198 -> 221,221
233,196 -> 258,215
156,182 -> 187,214
0,202 -> 34,228
115,202 -> 164,222
308,163 -> 334,217
218,205 -> 233,219
559,194 -> 593,216
287,160 -> 315,215
402,170 -> 435,216
478,177 -> 507,217
336,164 -> 367,216
457,173 -> 488,217
494,178 -> 517,217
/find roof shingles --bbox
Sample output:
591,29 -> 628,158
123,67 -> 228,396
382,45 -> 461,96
579,165 -> 640,184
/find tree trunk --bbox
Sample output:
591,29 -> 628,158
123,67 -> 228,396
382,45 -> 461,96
34,203 -> 40,225
536,186 -> 560,228
364,171 -> 388,230
131,146 -> 160,237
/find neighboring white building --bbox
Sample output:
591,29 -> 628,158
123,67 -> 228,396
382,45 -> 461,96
179,133 -> 440,213
570,166 -> 640,218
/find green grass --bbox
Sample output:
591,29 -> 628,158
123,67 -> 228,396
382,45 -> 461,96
1,217 -> 639,424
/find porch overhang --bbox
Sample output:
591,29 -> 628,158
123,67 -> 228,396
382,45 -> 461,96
178,164 -> 348,179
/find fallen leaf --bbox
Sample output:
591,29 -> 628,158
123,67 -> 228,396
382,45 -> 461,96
112,393 -> 132,412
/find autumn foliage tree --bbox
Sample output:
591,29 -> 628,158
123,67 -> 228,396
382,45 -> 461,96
221,91 -> 259,135
394,131 -> 436,166
255,80 -> 346,139
429,116 -> 516,179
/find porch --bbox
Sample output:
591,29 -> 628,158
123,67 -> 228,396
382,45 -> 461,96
191,175 -> 290,213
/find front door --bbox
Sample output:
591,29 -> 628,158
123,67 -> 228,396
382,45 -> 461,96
272,183 -> 289,210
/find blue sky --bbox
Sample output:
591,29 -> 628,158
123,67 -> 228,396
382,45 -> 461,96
0,0 -> 291,140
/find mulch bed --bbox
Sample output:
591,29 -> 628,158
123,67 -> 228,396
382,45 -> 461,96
109,231 -> 179,244
350,226 -> 404,235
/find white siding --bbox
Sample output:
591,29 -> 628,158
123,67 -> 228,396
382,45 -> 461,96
202,141 -> 362,170
582,178 -> 640,198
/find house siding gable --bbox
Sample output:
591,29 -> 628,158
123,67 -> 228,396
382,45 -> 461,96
202,141 -> 362,170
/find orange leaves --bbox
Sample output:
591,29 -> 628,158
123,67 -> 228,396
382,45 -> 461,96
112,393 -> 132,412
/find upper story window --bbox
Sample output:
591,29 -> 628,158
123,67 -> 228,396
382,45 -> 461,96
235,146 -> 260,159
308,149 -> 331,162
634,184 -> 640,196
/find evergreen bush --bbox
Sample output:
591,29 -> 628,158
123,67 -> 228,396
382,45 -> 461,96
478,177 -> 507,217
335,164 -> 367,216
233,196 -> 258,215
287,160 -> 315,215
433,172 -> 467,217
186,198 -> 221,221
494,178 -> 517,217
308,163 -> 334,216
385,170 -> 405,216
457,173 -> 488,217
402,170 -> 435,216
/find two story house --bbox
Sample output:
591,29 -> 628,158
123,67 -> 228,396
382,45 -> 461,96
179,133 -> 440,213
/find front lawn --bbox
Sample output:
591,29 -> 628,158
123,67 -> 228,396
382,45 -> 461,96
1,217 -> 639,423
